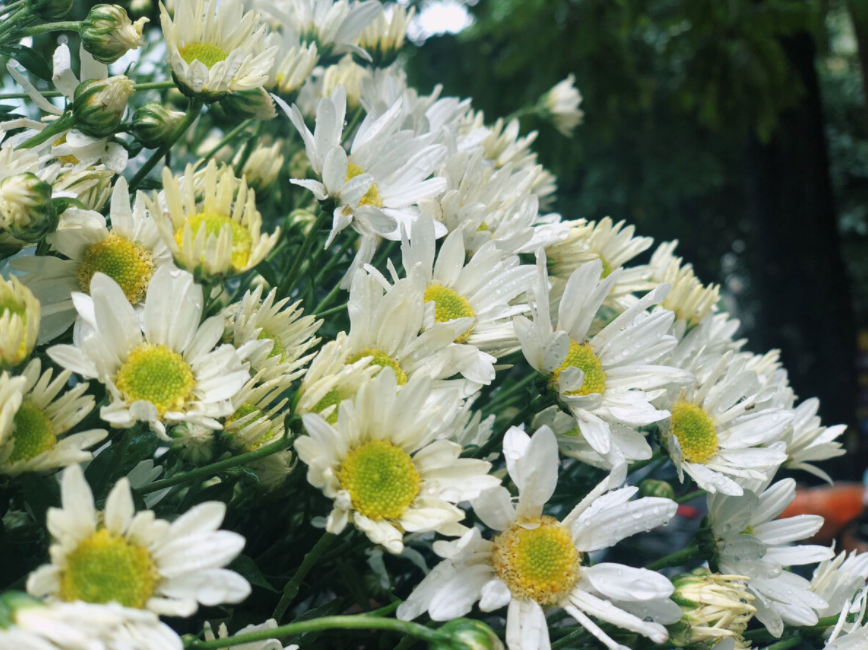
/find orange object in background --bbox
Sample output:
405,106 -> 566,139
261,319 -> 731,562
779,482 -> 865,544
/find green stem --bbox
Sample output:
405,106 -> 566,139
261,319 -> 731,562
17,113 -> 74,149
645,543 -> 701,570
626,449 -> 665,475
341,106 -> 365,145
0,0 -> 26,15
482,373 -> 538,416
129,98 -> 202,191
550,627 -> 588,650
185,615 -> 448,649
20,20 -> 80,36
278,208 -> 330,297
314,231 -> 356,284
273,531 -> 336,621
315,302 -> 347,318
200,118 -> 252,161
760,634 -> 802,650
0,5 -> 33,42
676,488 -> 706,504
135,435 -> 292,495
233,120 -> 262,174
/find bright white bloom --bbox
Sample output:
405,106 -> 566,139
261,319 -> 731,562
297,368 -> 499,553
204,618 -> 299,650
27,464 -> 250,616
47,266 -> 250,439
776,397 -> 846,483
160,0 -> 278,101
707,479 -> 835,637
13,177 -> 172,343
515,253 -> 692,466
0,359 -> 105,475
539,74 -> 583,137
0,274 -> 40,369
811,552 -> 868,620
661,351 -> 790,495
399,427 -> 681,650
668,310 -> 745,371
0,595 -> 183,650
149,160 -> 281,279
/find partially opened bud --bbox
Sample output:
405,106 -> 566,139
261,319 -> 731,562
433,619 -> 505,650
0,172 -> 56,243
219,88 -> 276,121
539,74 -> 583,137
237,141 -> 284,195
0,275 -> 40,369
81,4 -> 149,64
669,569 -> 755,647
72,75 -> 135,138
132,102 -> 186,148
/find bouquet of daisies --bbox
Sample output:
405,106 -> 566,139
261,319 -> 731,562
0,1 -> 862,650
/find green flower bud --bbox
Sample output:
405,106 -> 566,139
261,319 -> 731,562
0,172 -> 56,243
81,4 -> 149,64
218,88 -> 276,121
72,75 -> 135,138
26,0 -> 73,20
433,619 -> 505,650
638,479 -> 676,500
131,102 -> 186,148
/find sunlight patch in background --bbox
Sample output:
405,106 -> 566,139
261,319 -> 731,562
407,0 -> 474,43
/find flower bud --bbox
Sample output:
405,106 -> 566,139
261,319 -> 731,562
218,88 -> 276,121
72,75 -> 135,139
357,5 -> 414,68
539,74 -> 583,137
81,4 -> 149,64
433,619 -> 505,650
237,141 -> 284,195
0,275 -> 40,369
26,0 -> 73,20
132,103 -> 186,149
668,569 -> 755,647
0,172 -> 56,243
638,479 -> 675,500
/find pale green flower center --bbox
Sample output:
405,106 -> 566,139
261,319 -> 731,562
9,401 -> 55,462
423,284 -> 475,343
175,212 -> 253,272
225,403 -> 275,451
77,234 -> 155,304
551,340 -> 607,396
257,330 -> 285,361
59,529 -> 157,608
0,296 -> 25,320
115,344 -> 196,416
179,42 -> 228,69
491,516 -> 581,605
671,401 -> 719,464
311,389 -> 342,424
346,348 -> 407,386
337,439 -> 420,520
346,162 -> 383,208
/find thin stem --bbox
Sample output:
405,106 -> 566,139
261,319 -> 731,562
135,436 -> 292,495
17,113 -> 74,149
200,119 -> 252,161
760,634 -> 802,650
551,627 -> 588,650
341,106 -> 365,145
185,615 -> 448,649
313,231 -> 356,284
482,373 -> 538,416
676,488 -> 706,504
129,98 -> 202,191
20,20 -> 80,36
278,208 -> 330,297
273,531 -> 336,621
0,5 -> 32,42
626,449 -> 665,475
645,542 -> 701,570
315,302 -> 347,318
0,0 -> 26,15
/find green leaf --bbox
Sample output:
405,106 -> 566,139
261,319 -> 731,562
0,45 -> 53,81
229,554 -> 276,592
18,475 -> 60,527
256,259 -> 279,288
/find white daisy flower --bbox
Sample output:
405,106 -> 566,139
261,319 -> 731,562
515,253 -> 692,465
660,351 -> 791,496
774,397 -> 846,483
399,212 -> 535,359
149,160 -> 281,279
0,594 -> 183,650
51,165 -> 115,212
479,115 -> 538,170
27,464 -> 250,616
0,274 -> 40,369
224,284 -> 322,382
811,552 -> 868,620
668,310 -> 745,371
13,177 -> 172,343
0,359 -> 106,475
264,29 -> 320,99
357,4 -> 414,66
398,426 -> 681,650
204,618 -> 299,650
539,74 -> 584,137
47,266 -> 250,439
296,367 -> 499,553
644,240 -> 720,329
707,479 -> 835,637
160,0 -> 278,102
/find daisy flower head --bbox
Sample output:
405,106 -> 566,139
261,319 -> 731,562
224,284 -> 322,382
707,479 -> 835,637
357,4 -> 414,67
222,373 -> 293,453
777,397 -> 846,483
0,359 -> 106,475
515,252 -> 692,466
0,593 -> 183,650
539,74 -> 584,137
296,367 -> 499,553
150,160 -> 281,279
668,569 -> 756,647
13,177 -> 172,343
47,265 -> 250,439
401,212 -> 535,358
27,464 -> 250,616
399,426 -> 682,650
264,29 -> 320,100
810,551 -> 868,620
646,240 -> 720,331
0,274 -> 40,369
160,0 -> 278,102
661,351 -> 791,496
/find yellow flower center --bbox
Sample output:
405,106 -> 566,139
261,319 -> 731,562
257,330 -> 285,361
59,529 -> 157,609
9,401 -> 55,463
115,344 -> 196,417
551,340 -> 607,396
337,439 -> 420,520
77,234 -> 155,304
423,284 -> 475,343
53,135 -> 79,165
670,401 -> 719,464
312,389 -> 343,424
492,516 -> 581,606
175,212 -> 253,272
178,42 -> 229,69
346,348 -> 407,386
346,162 -> 383,208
